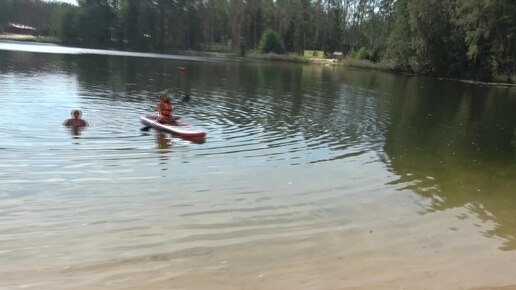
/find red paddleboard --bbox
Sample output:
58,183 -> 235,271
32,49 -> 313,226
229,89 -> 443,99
140,115 -> 206,138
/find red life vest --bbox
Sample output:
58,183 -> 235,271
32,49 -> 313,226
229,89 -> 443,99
157,99 -> 173,123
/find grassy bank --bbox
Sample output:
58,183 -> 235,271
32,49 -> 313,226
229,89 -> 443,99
180,50 -> 310,64
310,57 -> 396,71
340,58 -> 397,71
246,52 -> 309,64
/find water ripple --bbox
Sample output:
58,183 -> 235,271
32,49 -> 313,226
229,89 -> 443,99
0,46 -> 400,289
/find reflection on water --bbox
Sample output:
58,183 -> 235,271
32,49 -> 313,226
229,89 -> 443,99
155,132 -> 170,170
1,42 -> 516,289
155,131 -> 171,150
68,126 -> 86,138
384,77 -> 516,250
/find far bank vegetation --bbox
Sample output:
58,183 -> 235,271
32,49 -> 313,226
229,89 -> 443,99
1,0 -> 514,82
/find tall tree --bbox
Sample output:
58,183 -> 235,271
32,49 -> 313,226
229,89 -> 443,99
457,0 -> 516,80
387,0 -> 466,76
77,0 -> 116,46
230,0 -> 244,50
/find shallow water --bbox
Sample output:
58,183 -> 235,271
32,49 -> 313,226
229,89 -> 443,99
1,41 -> 516,289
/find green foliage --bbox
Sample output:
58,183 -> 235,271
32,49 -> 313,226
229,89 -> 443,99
258,29 -> 286,55
356,47 -> 369,60
325,4 -> 345,54
57,6 -> 78,42
348,48 -> 358,59
239,39 -> 248,57
304,50 -> 324,58
342,58 -> 396,71
456,0 -> 516,80
283,21 -> 295,53
386,0 -> 412,70
0,0 -> 9,27
247,52 -> 309,63
1,0 -> 513,82
76,2 -> 115,46
385,0 -> 514,80
386,0 -> 467,76
348,47 -> 379,62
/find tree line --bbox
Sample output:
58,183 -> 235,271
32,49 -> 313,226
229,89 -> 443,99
0,0 -> 514,82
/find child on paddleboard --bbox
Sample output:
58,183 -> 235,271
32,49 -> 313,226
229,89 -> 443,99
157,91 -> 179,124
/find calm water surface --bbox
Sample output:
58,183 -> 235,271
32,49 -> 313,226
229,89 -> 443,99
1,41 -> 516,289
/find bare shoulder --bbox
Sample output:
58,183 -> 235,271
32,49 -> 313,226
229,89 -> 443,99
63,119 -> 88,127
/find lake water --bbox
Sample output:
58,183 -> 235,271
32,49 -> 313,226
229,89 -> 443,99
1,41 -> 516,289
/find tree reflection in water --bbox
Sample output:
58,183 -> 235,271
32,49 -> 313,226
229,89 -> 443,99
384,78 -> 516,250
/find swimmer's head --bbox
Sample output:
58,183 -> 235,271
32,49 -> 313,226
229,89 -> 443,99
71,109 -> 81,118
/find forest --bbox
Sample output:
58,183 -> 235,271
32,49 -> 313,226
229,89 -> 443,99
0,0 -> 514,82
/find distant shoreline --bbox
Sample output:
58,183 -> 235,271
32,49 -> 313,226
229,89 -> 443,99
2,34 -> 514,87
